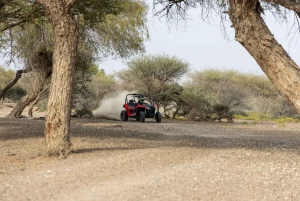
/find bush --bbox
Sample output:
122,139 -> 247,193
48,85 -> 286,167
212,104 -> 230,120
75,107 -> 93,117
6,86 -> 27,102
234,112 -> 271,121
274,117 -> 300,123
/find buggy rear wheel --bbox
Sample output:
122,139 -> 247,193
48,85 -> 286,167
139,111 -> 145,122
120,110 -> 128,121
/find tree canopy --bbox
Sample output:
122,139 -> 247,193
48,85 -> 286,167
117,53 -> 189,112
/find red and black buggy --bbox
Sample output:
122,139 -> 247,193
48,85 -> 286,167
120,93 -> 162,123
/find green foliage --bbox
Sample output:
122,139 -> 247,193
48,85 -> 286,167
78,0 -> 149,59
274,117 -> 300,123
75,107 -> 93,117
187,69 -> 250,111
234,112 -> 271,121
36,99 -> 47,112
234,112 -> 300,123
212,104 -> 231,120
127,54 -> 189,85
0,67 -> 15,89
278,123 -> 286,127
180,68 -> 299,122
0,0 -> 44,32
6,86 -> 27,101
180,87 -> 212,120
90,69 -> 116,107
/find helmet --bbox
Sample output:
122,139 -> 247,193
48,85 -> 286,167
140,98 -> 144,103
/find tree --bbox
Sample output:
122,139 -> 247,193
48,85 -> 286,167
120,54 -> 189,112
180,86 -> 212,120
153,0 -> 300,117
246,75 -> 278,117
0,0 -> 148,156
187,69 -> 250,112
155,83 -> 184,118
89,69 -> 116,108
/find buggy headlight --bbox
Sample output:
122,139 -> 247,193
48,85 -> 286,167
146,107 -> 151,110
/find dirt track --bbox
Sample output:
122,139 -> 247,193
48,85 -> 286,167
1,105 -> 300,200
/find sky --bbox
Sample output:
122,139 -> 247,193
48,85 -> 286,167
99,1 -> 300,75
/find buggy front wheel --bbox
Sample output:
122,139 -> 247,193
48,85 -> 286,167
120,110 -> 128,121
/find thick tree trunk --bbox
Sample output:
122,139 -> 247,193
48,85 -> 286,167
228,0 -> 300,113
38,0 -> 78,156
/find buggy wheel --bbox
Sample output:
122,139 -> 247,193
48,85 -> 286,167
120,110 -> 128,121
139,111 -> 145,122
155,112 -> 162,123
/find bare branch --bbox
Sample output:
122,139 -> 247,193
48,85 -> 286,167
0,68 -> 32,100
0,19 -> 26,32
264,0 -> 300,12
66,0 -> 77,7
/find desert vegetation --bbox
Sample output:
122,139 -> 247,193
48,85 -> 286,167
1,64 -> 298,123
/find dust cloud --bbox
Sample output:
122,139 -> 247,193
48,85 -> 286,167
93,91 -> 135,120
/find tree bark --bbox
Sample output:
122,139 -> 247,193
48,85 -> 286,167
228,0 -> 300,113
37,0 -> 78,156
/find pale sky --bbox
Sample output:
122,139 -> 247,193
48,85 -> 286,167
99,1 -> 300,75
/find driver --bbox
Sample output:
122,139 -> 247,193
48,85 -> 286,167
138,98 -> 144,105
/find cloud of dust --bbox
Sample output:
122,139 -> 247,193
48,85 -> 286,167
93,91 -> 135,120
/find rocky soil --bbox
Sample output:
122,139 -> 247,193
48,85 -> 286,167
1,104 -> 300,200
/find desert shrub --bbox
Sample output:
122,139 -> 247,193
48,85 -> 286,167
212,104 -> 231,120
75,107 -> 93,117
36,99 -> 48,112
6,86 -> 27,102
234,112 -> 271,121
274,117 -> 300,123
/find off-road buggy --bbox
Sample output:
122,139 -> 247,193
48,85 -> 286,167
120,93 -> 162,123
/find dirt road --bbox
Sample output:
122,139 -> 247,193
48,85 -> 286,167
1,112 -> 300,200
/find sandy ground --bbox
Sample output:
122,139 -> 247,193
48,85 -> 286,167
1,104 -> 300,200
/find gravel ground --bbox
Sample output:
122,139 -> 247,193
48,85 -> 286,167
1,104 -> 300,200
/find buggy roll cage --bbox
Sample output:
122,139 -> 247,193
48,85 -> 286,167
124,93 -> 155,105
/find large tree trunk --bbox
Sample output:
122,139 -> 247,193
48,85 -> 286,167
228,0 -> 300,113
37,0 -> 78,156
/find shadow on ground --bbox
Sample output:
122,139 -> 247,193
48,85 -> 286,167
1,117 -> 300,154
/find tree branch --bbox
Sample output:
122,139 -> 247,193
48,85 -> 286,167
0,68 -> 32,100
1,19 -> 26,32
264,0 -> 300,12
66,0 -> 77,7
0,0 -> 13,9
